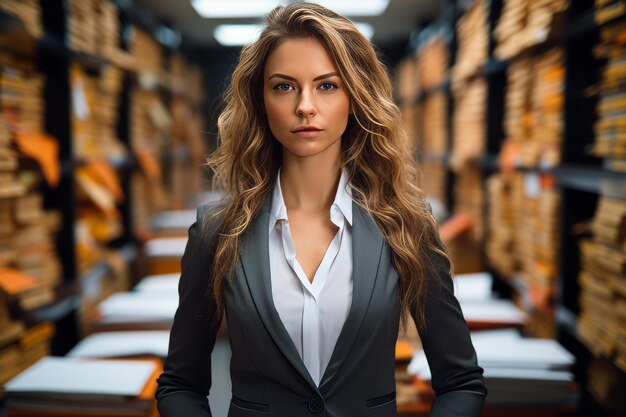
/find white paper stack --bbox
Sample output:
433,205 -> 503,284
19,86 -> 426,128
3,356 -> 157,416
453,272 -> 529,326
408,329 -> 579,407
67,331 -> 171,359
133,273 -> 180,295
150,210 -> 196,232
91,292 -> 179,331
144,237 -> 188,258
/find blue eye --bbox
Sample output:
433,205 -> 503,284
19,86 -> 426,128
274,83 -> 293,92
319,82 -> 337,91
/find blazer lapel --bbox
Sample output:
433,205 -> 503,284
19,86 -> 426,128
238,194 -> 319,391
319,200 -> 384,389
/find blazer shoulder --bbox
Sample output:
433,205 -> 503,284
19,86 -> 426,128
198,198 -> 230,224
195,197 -> 230,245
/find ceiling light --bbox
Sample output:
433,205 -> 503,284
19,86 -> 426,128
213,22 -> 374,47
213,24 -> 264,46
192,0 -> 389,18
191,0 -> 286,18
315,0 -> 389,16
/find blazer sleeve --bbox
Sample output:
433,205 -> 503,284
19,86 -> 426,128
412,247 -> 488,417
155,205 -> 220,417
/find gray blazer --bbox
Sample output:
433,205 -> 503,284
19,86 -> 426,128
155,194 -> 487,417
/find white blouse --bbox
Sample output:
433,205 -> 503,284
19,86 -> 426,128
268,167 -> 353,386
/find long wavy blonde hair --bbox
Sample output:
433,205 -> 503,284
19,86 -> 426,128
204,2 -> 450,332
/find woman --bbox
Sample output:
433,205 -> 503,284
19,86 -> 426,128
155,3 -> 487,417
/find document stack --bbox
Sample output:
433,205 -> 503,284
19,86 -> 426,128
486,175 -> 517,278
96,65 -> 126,158
67,331 -> 171,360
130,27 -> 163,79
453,166 -> 484,242
417,34 -> 448,92
68,0 -> 98,55
71,64 -> 125,159
528,49 -> 564,168
452,0 -> 487,83
167,58 -> 208,210
500,50 -> 564,169
3,356 -> 161,417
594,21 -> 626,172
493,0 -> 527,59
409,328 -> 579,407
409,273 -> 578,407
451,78 -> 486,172
420,159 -> 447,208
494,0 -> 566,60
150,210 -> 196,236
595,0 -> 626,25
88,290 -> 179,333
0,0 -> 42,39
397,55 -> 418,104
420,92 -> 447,156
512,173 -> 560,337
142,237 -> 188,275
129,22 -> 172,233
0,322 -> 54,395
502,58 -> 532,150
99,0 -> 120,60
0,293 -> 24,390
578,196 -> 626,370
452,272 -> 528,329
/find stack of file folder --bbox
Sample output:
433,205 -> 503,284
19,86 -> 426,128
417,34 -> 448,91
89,291 -> 178,332
408,329 -> 579,407
451,79 -> 486,172
67,331 -> 170,360
494,0 -> 566,60
408,273 -> 579,407
453,0 -> 488,82
453,166 -> 485,243
594,21 -> 626,172
397,56 -> 418,105
486,175 -> 517,277
0,0 -> 42,39
3,356 -> 160,417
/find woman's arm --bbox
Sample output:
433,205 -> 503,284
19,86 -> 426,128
155,205 -> 220,417
412,248 -> 488,417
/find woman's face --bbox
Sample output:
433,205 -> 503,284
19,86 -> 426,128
263,36 -> 350,159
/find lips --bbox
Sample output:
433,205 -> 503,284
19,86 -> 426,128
292,126 -> 322,133
291,125 -> 323,138
292,129 -> 322,138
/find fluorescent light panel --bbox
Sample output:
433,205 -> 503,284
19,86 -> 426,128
213,24 -> 264,46
213,22 -> 374,46
191,0 -> 283,18
192,0 -> 389,18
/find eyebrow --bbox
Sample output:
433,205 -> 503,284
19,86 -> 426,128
267,72 -> 339,82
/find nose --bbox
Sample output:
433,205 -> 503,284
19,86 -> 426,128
296,91 -> 316,117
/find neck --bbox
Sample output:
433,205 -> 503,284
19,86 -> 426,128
279,151 -> 342,214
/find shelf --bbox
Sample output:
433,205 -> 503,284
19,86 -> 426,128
80,243 -> 137,302
556,305 -> 578,337
567,9 -> 597,40
18,281 -> 80,326
416,78 -> 452,103
567,7 -> 626,40
554,164 -> 626,197
483,59 -> 507,76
